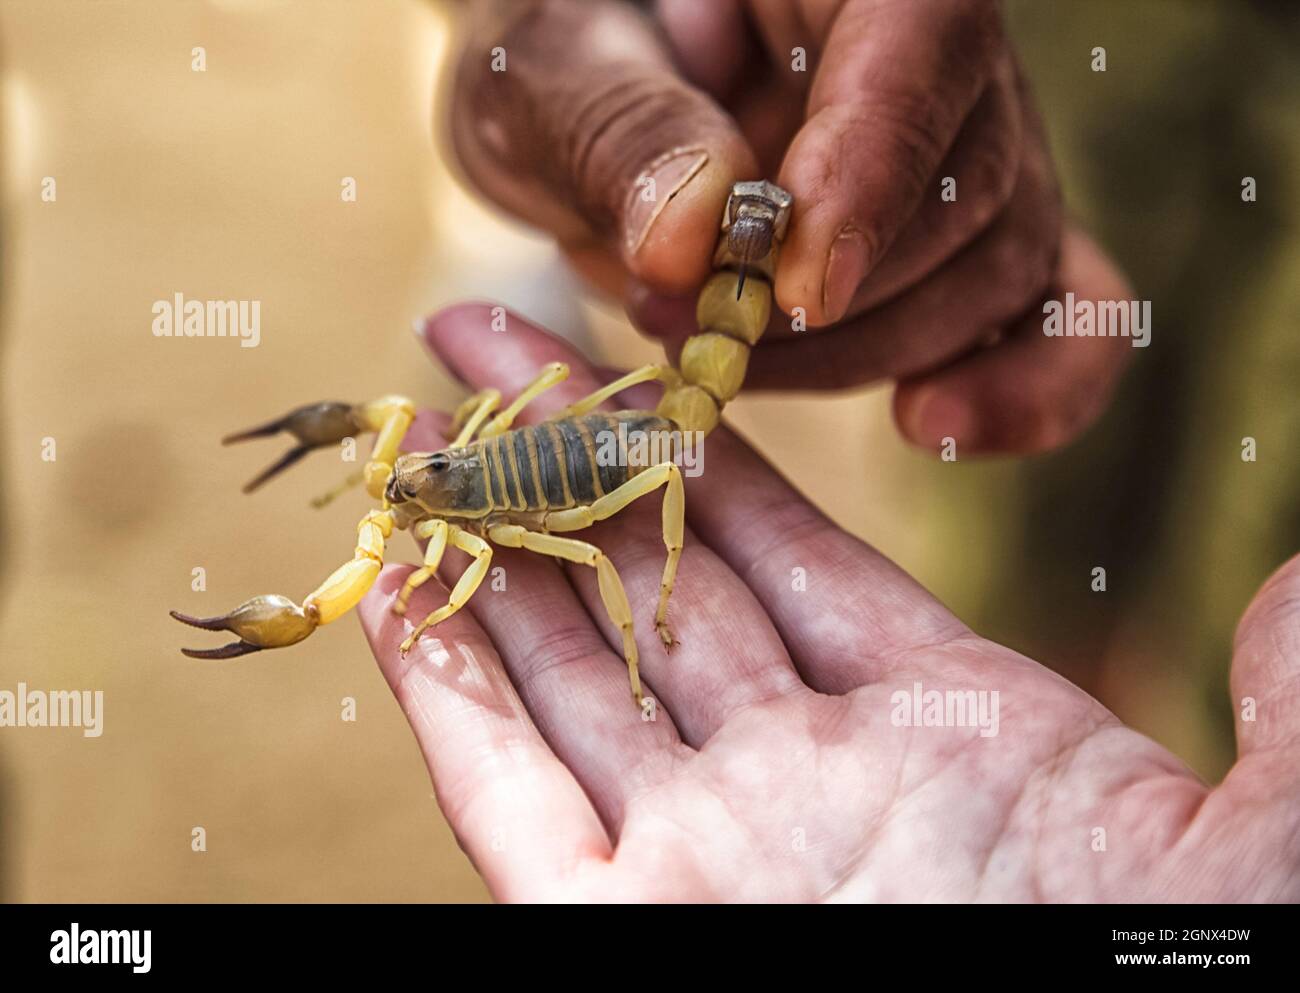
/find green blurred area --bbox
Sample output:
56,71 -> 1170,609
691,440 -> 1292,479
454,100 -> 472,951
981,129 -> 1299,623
936,0 -> 1300,779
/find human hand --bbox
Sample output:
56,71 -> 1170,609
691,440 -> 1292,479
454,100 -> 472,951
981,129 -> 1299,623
358,305 -> 1299,902
450,0 -> 1133,454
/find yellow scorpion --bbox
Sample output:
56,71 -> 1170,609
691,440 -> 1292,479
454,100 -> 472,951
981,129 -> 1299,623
172,181 -> 793,706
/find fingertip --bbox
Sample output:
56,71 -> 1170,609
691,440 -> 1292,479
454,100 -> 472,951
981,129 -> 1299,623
655,0 -> 748,98
1231,552 -> 1300,758
893,384 -> 977,453
361,563 -> 414,619
416,301 -> 616,407
625,280 -> 697,340
626,141 -> 757,294
419,299 -> 501,340
893,227 -> 1137,456
1235,554 -> 1300,660
773,200 -> 875,328
418,301 -> 502,372
418,302 -> 569,385
895,332 -> 1128,457
359,565 -> 418,680
895,369 -> 1088,457
822,226 -> 873,323
405,409 -> 451,452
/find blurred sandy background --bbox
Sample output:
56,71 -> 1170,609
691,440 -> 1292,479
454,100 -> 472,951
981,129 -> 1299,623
0,0 -> 1295,901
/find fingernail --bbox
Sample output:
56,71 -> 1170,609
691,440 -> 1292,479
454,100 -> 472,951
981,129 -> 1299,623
910,389 -> 974,449
625,149 -> 709,257
419,303 -> 492,351
411,305 -> 485,383
822,227 -> 871,323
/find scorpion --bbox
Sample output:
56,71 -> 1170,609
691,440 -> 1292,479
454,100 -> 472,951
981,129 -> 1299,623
172,181 -> 793,707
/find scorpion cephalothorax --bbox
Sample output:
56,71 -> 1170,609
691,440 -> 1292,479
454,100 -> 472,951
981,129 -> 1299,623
172,181 -> 792,707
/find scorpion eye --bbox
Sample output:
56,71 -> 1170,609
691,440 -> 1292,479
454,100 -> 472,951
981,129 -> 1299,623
429,453 -> 451,472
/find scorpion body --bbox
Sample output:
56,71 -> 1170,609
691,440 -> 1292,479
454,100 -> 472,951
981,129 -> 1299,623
173,181 -> 792,707
398,410 -> 679,521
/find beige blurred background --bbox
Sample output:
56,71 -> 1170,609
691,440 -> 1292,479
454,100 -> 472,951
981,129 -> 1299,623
0,0 -> 1296,901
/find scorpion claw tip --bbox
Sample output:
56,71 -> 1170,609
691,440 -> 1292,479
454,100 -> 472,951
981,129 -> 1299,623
180,641 -> 264,660
170,609 -> 227,631
241,446 -> 311,495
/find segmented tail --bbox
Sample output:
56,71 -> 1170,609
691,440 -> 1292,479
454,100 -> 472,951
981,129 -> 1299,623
656,181 -> 793,437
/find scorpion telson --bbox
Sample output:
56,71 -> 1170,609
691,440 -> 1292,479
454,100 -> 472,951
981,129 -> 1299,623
723,180 -> 793,298
172,180 -> 793,707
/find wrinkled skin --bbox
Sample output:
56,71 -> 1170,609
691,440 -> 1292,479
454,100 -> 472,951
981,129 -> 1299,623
451,0 -> 1133,455
358,303 -> 1300,902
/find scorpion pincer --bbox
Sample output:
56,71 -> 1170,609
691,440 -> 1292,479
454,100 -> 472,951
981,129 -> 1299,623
172,181 -> 793,707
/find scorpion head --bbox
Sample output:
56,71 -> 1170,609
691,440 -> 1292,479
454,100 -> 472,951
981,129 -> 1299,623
385,449 -> 489,518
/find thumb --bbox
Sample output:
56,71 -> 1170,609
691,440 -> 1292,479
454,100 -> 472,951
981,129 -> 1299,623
1194,552 -> 1300,900
1231,552 -> 1300,764
450,0 -> 757,293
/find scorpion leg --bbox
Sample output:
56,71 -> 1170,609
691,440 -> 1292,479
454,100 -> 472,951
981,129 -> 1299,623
355,395 -> 417,499
398,526 -> 492,654
476,362 -> 569,439
556,365 -> 680,420
544,463 -> 684,650
310,468 -> 366,509
393,518 -> 451,616
449,389 -> 501,447
313,390 -> 421,506
316,394 -> 416,504
173,509 -> 394,658
488,524 -> 644,706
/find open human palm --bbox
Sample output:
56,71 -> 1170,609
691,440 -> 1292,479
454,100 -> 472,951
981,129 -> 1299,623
359,304 -> 1300,902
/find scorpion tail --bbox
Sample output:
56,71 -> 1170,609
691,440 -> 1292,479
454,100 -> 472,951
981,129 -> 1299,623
171,509 -> 391,662
656,180 -> 792,438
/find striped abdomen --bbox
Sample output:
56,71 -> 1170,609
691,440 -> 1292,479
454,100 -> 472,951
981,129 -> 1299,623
476,411 -> 675,513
